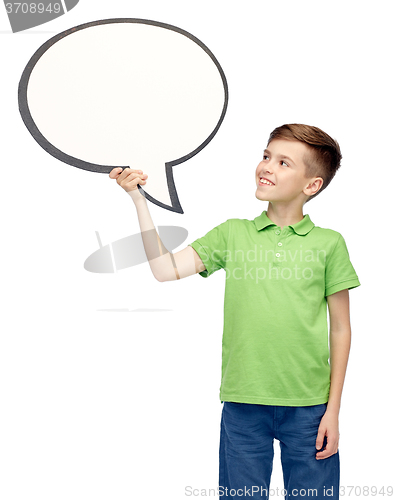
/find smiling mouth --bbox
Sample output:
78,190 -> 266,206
259,177 -> 275,186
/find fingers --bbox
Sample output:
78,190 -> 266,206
315,427 -> 325,452
315,445 -> 338,459
109,167 -> 124,179
109,167 -> 148,192
315,435 -> 339,460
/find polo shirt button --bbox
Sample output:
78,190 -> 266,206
278,242 -> 282,246
275,230 -> 280,235
276,252 -> 281,257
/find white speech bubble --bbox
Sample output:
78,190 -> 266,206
18,18 -> 228,213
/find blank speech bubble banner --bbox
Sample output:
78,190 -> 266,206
18,18 -> 229,213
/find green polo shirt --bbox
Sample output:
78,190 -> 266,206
189,210 -> 360,406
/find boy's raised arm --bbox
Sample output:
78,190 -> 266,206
109,168 -> 206,281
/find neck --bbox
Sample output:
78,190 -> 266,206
266,202 -> 305,229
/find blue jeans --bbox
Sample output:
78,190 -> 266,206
219,402 -> 339,499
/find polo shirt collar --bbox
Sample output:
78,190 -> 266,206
254,210 -> 315,235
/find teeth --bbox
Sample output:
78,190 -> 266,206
260,178 -> 274,185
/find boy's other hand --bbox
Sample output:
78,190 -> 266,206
315,410 -> 339,460
109,167 -> 148,203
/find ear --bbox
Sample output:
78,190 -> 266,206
304,177 -> 323,197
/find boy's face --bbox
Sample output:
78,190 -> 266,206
255,139 -> 322,205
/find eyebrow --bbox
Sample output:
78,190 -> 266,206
264,148 -> 296,165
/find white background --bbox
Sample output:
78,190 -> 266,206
1,1 -> 393,499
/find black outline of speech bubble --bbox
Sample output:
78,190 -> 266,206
18,18 -> 229,214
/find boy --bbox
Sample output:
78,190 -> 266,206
109,124 -> 360,500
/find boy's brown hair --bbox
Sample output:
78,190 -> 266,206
267,124 -> 342,203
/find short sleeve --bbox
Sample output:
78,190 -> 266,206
188,220 -> 231,278
325,233 -> 361,296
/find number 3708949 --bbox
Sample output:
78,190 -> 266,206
5,3 -> 62,14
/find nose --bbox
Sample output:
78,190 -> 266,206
265,163 -> 273,173
259,160 -> 273,175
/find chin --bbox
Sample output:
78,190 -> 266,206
255,190 -> 269,202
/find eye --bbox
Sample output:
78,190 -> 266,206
280,160 -> 289,167
263,154 -> 269,161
